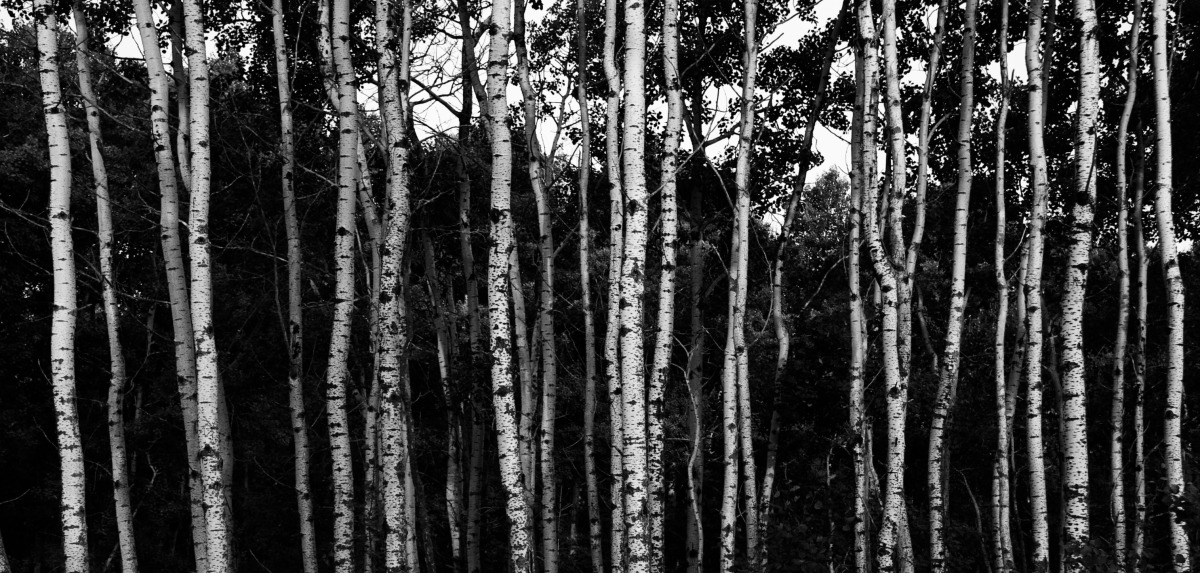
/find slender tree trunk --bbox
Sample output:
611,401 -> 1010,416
178,0 -> 231,568
603,0 -> 626,564
1150,2 -> 1191,567
1110,2 -> 1141,568
858,0 -> 905,567
619,0 -> 651,566
991,1 -> 1014,568
928,0 -> 976,568
268,2 -> 318,570
512,4 -> 560,567
326,0 -> 361,569
132,3 -> 207,567
484,0 -> 533,568
576,2 -> 603,569
1129,149 -> 1148,572
377,0 -> 417,570
36,3 -> 88,570
1059,0 -> 1100,564
849,42 -> 870,573
1022,0 -> 1053,565
72,5 -> 138,571
649,0 -> 683,568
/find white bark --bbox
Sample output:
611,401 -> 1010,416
1151,0 -> 1191,566
857,0 -> 904,567
178,0 -> 231,567
685,186 -> 704,573
1130,150 -> 1148,570
928,0 -> 975,567
1111,1 -> 1141,567
327,0 -> 360,569
268,2 -> 317,570
649,0 -> 682,567
1059,0 -> 1100,564
1022,0 -> 1053,565
36,3 -> 88,570
603,0 -> 626,564
131,3 -> 207,567
849,43 -> 870,572
511,3 -> 560,567
991,0 -> 1014,568
377,0 -> 417,571
619,0 -> 650,566
484,0 -> 533,569
72,5 -> 138,571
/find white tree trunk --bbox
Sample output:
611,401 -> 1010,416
178,0 -> 231,568
857,0 -> 904,568
1059,0 -> 1100,564
376,0 -> 417,571
849,43 -> 870,572
327,0 -> 360,569
619,0 -> 650,567
603,0 -> 626,565
132,3 -> 207,567
1110,1 -> 1141,567
1130,150 -> 1148,571
1022,0 -> 1053,566
928,0 -> 975,567
484,0 -> 533,569
73,5 -> 138,571
991,1 -> 1014,568
511,3 -> 560,567
268,2 -> 318,570
36,3 -> 88,570
1150,1 -> 1191,567
649,0 -> 682,567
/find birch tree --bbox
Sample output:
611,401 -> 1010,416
648,0 -> 683,566
928,0 -> 976,567
1022,0 -> 1053,564
377,0 -> 417,570
849,42 -> 870,572
327,0 -> 361,568
72,4 -> 137,570
1058,0 -> 1101,563
1150,0 -> 1191,567
857,0 -> 906,567
36,2 -> 87,570
991,0 -> 1014,567
619,0 -> 652,566
268,1 -> 317,569
484,0 -> 533,568
1110,1 -> 1141,566
130,1 -> 207,566
512,2 -> 560,566
1130,147 -> 1149,570
603,0 -> 627,564
179,0 -> 232,567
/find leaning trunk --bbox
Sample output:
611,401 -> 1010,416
1150,0 -> 1190,566
1110,0 -> 1141,567
36,3 -> 88,570
649,0 -> 683,567
928,0 -> 976,567
73,5 -> 138,571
